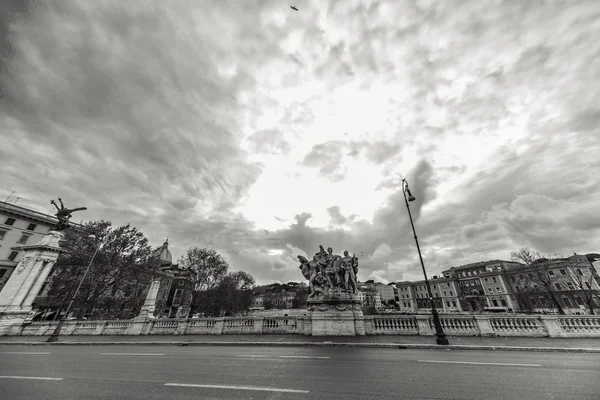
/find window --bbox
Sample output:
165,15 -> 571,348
26,223 -> 37,231
16,234 -> 30,244
433,285 -> 437,289
4,217 -> 16,226
519,274 -> 524,279
528,273 -> 534,279
492,299 -> 498,307
562,297 -> 572,307
539,297 -> 547,306
8,251 -> 19,261
500,299 -> 507,307
554,283 -> 562,291
443,291 -> 447,296
496,287 -> 502,293
0,230 -> 6,240
577,269 -> 583,276
575,296 -> 584,306
533,284 -> 539,290
178,281 -> 184,286
530,298 -> 537,306
484,278 -> 488,282
492,277 -> 497,283
511,276 -> 516,282
585,282 -> 591,290
0,269 -> 6,279
567,282 -> 574,290
450,291 -> 453,296
452,301 -> 457,307
488,288 -> 493,293
446,301 -> 451,307
560,269 -> 566,275
548,270 -> 554,276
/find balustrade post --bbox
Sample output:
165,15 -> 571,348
473,315 -> 497,337
175,319 -> 189,335
253,316 -> 264,334
539,315 -> 565,338
416,315 -> 434,336
214,317 -> 225,335
141,319 -> 154,335
94,321 -> 108,336
363,316 -> 375,335
125,320 -> 144,336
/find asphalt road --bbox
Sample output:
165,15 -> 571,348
0,345 -> 598,400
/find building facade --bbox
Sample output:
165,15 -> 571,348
504,255 -> 600,315
0,201 -> 59,293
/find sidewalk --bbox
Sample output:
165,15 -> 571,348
1,334 -> 599,352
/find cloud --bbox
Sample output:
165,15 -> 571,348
326,206 -> 347,225
2,0 -> 600,286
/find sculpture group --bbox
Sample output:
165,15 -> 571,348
298,245 -> 359,298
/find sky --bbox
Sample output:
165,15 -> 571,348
1,0 -> 599,285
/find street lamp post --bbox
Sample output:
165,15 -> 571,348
47,235 -> 101,342
401,179 -> 449,345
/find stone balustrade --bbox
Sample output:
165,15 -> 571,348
4,314 -> 600,338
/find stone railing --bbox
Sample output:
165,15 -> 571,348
3,314 -> 600,338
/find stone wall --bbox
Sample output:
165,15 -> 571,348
4,314 -> 600,338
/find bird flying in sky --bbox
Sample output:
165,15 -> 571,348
290,6 -> 298,11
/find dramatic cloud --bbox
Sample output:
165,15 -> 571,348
2,0 -> 599,284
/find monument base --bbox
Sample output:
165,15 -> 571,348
0,310 -> 34,336
306,291 -> 364,336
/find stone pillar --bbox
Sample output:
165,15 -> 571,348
135,279 -> 161,320
0,231 -> 63,336
473,315 -> 497,337
253,316 -> 264,334
539,315 -> 565,338
416,315 -> 434,336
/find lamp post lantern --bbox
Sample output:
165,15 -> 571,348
47,234 -> 101,342
401,179 -> 449,345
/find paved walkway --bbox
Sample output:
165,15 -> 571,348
1,334 -> 598,352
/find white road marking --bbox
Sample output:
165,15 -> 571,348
0,352 -> 51,355
417,360 -> 541,367
280,355 -> 330,359
235,355 -> 269,358
0,376 -> 63,381
101,353 -> 165,356
165,383 -> 309,393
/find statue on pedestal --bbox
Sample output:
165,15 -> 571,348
298,245 -> 360,298
51,198 -> 87,231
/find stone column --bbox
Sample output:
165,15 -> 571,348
22,259 -> 56,309
135,279 -> 161,320
0,231 -> 63,335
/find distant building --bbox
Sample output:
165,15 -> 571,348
504,255 -> 600,315
0,201 -> 60,293
442,260 -> 520,312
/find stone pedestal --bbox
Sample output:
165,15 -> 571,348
0,231 -> 64,335
306,291 -> 364,336
135,279 -> 161,321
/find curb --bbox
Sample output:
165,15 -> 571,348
0,341 -> 598,353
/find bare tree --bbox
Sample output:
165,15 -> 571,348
510,247 -> 565,314
568,267 -> 599,315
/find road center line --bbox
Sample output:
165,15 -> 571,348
235,355 -> 269,358
0,376 -> 63,381
417,360 -> 541,367
0,352 -> 51,355
280,355 -> 330,359
101,353 -> 165,356
165,383 -> 309,393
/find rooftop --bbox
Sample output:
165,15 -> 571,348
0,200 -> 59,226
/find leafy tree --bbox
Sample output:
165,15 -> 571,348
47,221 -> 159,319
510,247 -> 566,314
178,247 -> 229,291
191,270 -> 255,316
